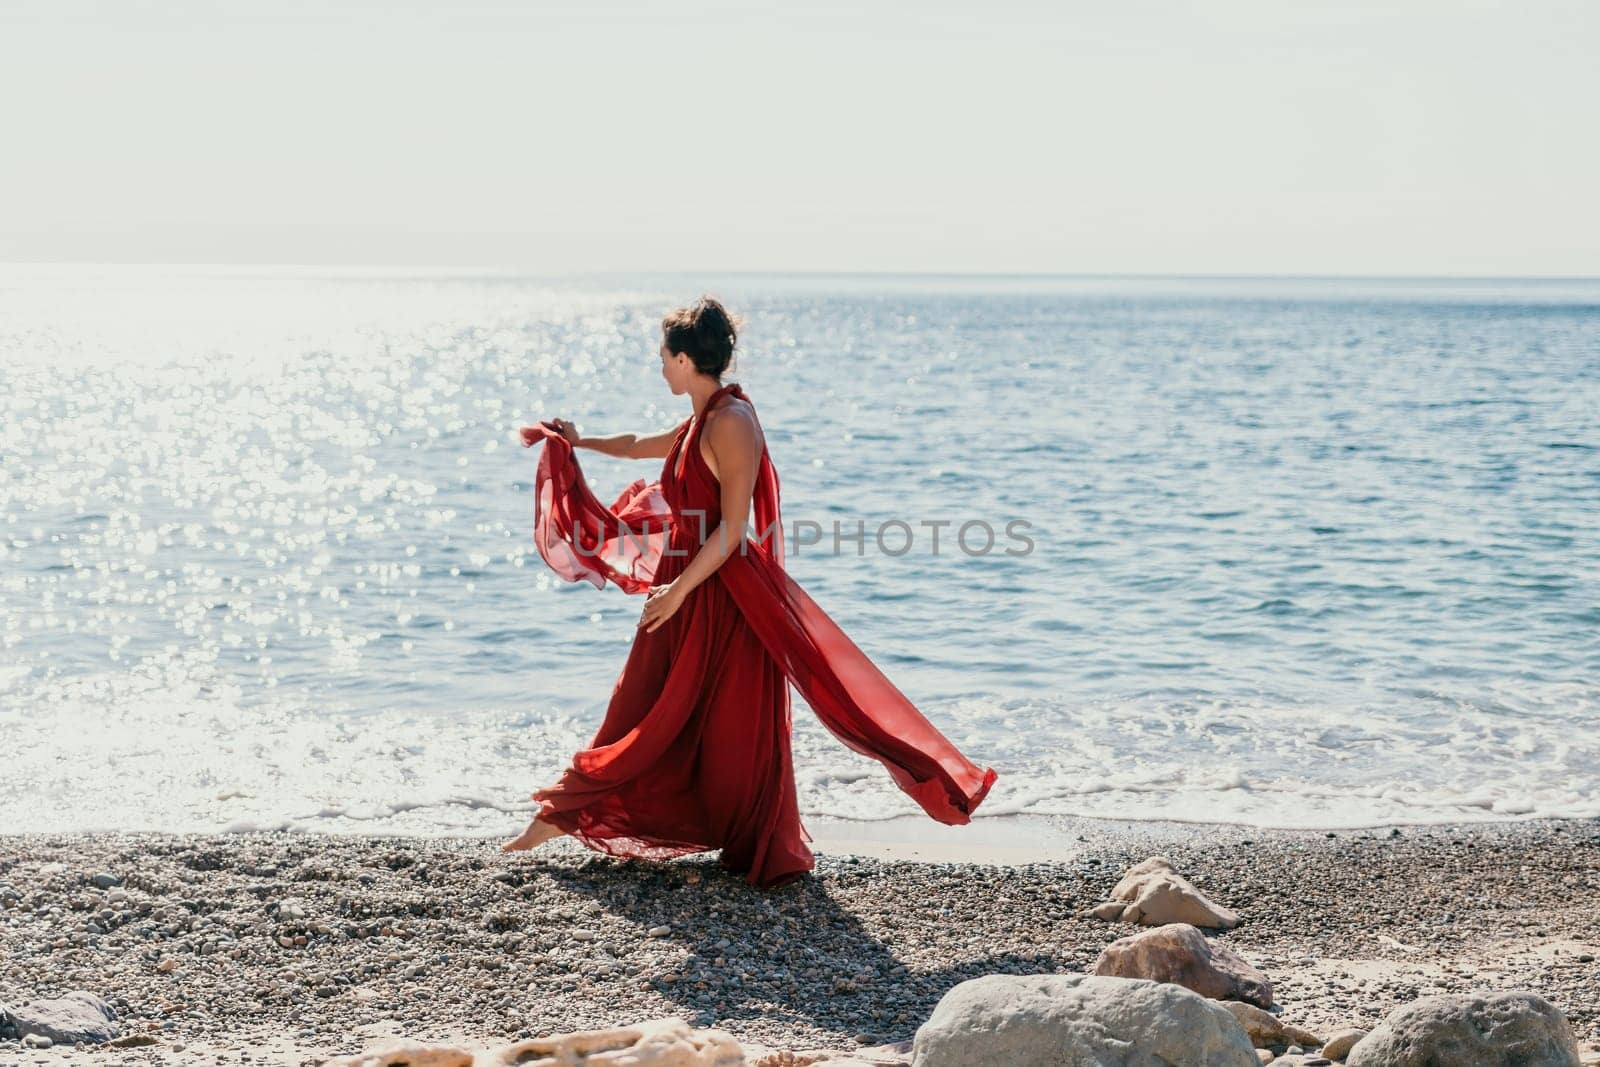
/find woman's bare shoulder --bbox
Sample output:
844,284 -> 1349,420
705,398 -> 763,448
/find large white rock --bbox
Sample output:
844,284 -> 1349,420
911,972 -> 1259,1067
1345,991 -> 1580,1067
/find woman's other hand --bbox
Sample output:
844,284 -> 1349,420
638,580 -> 686,633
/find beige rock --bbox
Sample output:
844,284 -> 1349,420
1085,856 -> 1241,929
324,1042 -> 474,1067
1321,1027 -> 1369,1061
324,1018 -> 743,1067
1091,922 -> 1273,1007
746,1041 -> 911,1066
1222,1001 -> 1323,1049
486,1017 -> 743,1067
748,1055 -> 828,1067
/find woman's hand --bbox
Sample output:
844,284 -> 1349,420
519,418 -> 580,448
637,580 -> 687,633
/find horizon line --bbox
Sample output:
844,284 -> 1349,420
2,261 -> 1598,283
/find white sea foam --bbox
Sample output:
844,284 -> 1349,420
4,661 -> 1596,838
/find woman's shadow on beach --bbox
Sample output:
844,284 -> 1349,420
537,851 -> 1081,1043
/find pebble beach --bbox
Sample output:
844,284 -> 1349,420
2,815 -> 1597,1064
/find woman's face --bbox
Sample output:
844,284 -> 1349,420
659,339 -> 691,394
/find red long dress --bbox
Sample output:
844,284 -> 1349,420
519,380 -> 997,888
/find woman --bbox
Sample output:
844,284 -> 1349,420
503,296 -> 997,888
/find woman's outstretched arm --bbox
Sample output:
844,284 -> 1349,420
544,418 -> 681,460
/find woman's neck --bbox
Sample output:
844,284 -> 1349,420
688,379 -> 725,418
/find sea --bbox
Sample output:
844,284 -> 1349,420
2,265 -> 1596,837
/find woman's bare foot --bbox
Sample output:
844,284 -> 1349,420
501,813 -> 567,852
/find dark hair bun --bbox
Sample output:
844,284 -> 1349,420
662,295 -> 742,378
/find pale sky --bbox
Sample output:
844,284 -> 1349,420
2,0 -> 1596,275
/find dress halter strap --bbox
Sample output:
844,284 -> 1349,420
704,380 -> 744,415
690,382 -> 745,437
674,382 -> 746,483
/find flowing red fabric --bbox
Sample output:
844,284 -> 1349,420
519,381 -> 998,887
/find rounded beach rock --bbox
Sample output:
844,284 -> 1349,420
1085,855 -> 1241,929
1345,991 -> 1581,1067
1221,1001 -> 1323,1050
911,972 -> 1258,1067
0,990 -> 120,1045
1091,921 -> 1275,1008
1321,1027 -> 1369,1061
